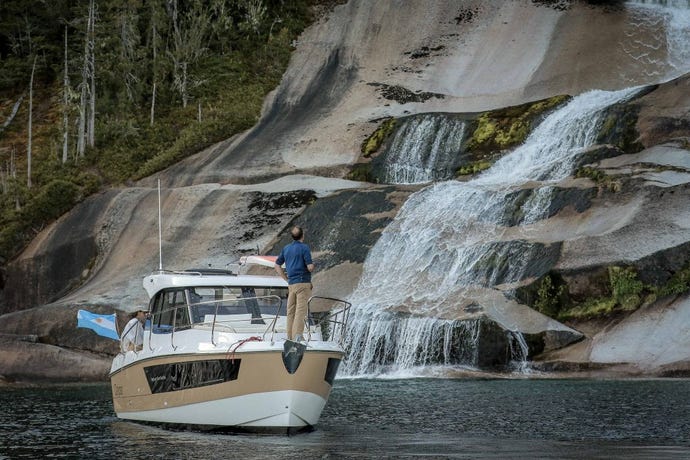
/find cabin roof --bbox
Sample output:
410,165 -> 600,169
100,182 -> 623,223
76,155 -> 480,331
142,270 -> 288,298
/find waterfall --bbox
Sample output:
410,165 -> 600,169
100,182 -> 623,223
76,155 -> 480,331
343,87 -> 641,376
625,0 -> 690,79
379,115 -> 467,184
508,331 -> 530,373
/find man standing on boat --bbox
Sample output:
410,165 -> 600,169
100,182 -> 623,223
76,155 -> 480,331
275,226 -> 314,341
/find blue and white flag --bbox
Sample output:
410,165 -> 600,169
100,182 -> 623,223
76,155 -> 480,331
77,309 -> 119,341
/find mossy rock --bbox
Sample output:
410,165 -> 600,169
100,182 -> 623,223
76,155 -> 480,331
596,103 -> 644,154
515,271 -> 571,316
456,160 -> 492,176
470,240 -> 561,286
346,163 -> 375,182
466,94 -> 570,155
574,166 -> 621,192
632,240 -> 690,291
557,265 -> 646,321
361,118 -> 397,157
657,264 -> 690,297
482,186 -> 595,227
518,256 -> 690,322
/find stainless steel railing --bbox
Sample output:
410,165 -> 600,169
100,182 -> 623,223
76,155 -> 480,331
306,296 -> 352,346
140,294 -> 351,350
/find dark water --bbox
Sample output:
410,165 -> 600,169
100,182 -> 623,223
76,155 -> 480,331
1,378 -> 689,459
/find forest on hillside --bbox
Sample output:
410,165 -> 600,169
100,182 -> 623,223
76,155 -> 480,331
0,0 -> 319,264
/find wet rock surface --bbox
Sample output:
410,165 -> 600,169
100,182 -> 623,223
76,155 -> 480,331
2,2 -> 690,380
267,187 -> 401,270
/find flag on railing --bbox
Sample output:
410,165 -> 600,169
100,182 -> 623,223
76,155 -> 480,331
77,309 -> 119,341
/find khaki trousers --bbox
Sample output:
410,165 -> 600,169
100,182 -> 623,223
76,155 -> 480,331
287,282 -> 312,340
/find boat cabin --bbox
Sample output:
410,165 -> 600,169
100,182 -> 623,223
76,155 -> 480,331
143,269 -> 289,335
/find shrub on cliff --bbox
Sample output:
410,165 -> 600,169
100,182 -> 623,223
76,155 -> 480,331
0,0 -> 318,261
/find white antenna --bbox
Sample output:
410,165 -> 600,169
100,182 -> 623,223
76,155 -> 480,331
158,178 -> 163,271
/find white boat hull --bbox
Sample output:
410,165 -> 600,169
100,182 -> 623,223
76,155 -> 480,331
110,347 -> 342,431
117,390 -> 326,428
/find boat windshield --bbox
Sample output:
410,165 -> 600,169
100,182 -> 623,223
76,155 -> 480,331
147,285 -> 288,333
187,286 -> 288,325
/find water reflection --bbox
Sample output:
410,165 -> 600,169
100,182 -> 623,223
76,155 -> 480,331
1,379 -> 689,459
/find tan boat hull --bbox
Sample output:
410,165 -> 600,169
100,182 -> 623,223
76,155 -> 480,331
110,349 -> 343,429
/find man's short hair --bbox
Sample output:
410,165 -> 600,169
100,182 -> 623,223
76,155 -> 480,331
291,226 -> 303,240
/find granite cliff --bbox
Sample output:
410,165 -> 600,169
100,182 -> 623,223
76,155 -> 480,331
1,0 -> 689,381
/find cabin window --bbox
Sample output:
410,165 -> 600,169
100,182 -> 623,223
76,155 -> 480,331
151,289 -> 190,333
149,292 -> 167,333
186,286 -> 288,324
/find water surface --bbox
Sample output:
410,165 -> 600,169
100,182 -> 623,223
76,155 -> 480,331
1,378 -> 688,459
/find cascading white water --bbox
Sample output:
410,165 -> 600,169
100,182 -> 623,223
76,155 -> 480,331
508,332 -> 531,373
381,115 -> 467,184
625,0 -> 690,79
343,87 -> 640,376
343,1 -> 690,377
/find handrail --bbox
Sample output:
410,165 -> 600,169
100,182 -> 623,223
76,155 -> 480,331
139,294 -> 282,352
307,296 -> 352,346
200,295 -> 282,346
145,293 -> 350,348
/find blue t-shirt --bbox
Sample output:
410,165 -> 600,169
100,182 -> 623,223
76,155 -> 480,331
276,241 -> 313,284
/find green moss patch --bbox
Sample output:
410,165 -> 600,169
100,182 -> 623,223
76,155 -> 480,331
530,264 -> 690,322
456,160 -> 492,176
346,163 -> 375,182
466,95 -> 570,154
558,266 -> 649,320
456,94 -> 570,177
657,264 -> 690,297
533,274 -> 568,318
361,118 -> 397,157
575,166 -> 621,192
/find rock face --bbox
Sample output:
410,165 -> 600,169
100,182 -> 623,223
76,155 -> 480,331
0,305 -> 120,383
2,1 -> 690,380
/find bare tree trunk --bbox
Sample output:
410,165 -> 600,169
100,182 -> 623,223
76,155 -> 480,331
169,0 -> 210,109
181,61 -> 188,108
0,163 -> 6,195
170,0 -> 184,107
150,82 -> 156,126
27,56 -> 36,189
87,0 -> 96,148
77,78 -> 87,157
150,15 -> 158,126
77,1 -> 94,158
62,26 -> 70,163
11,147 -> 20,210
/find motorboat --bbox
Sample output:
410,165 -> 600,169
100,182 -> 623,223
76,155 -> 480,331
109,255 -> 350,433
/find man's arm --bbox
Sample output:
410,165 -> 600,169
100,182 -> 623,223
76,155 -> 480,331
304,246 -> 314,273
274,264 -> 288,282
